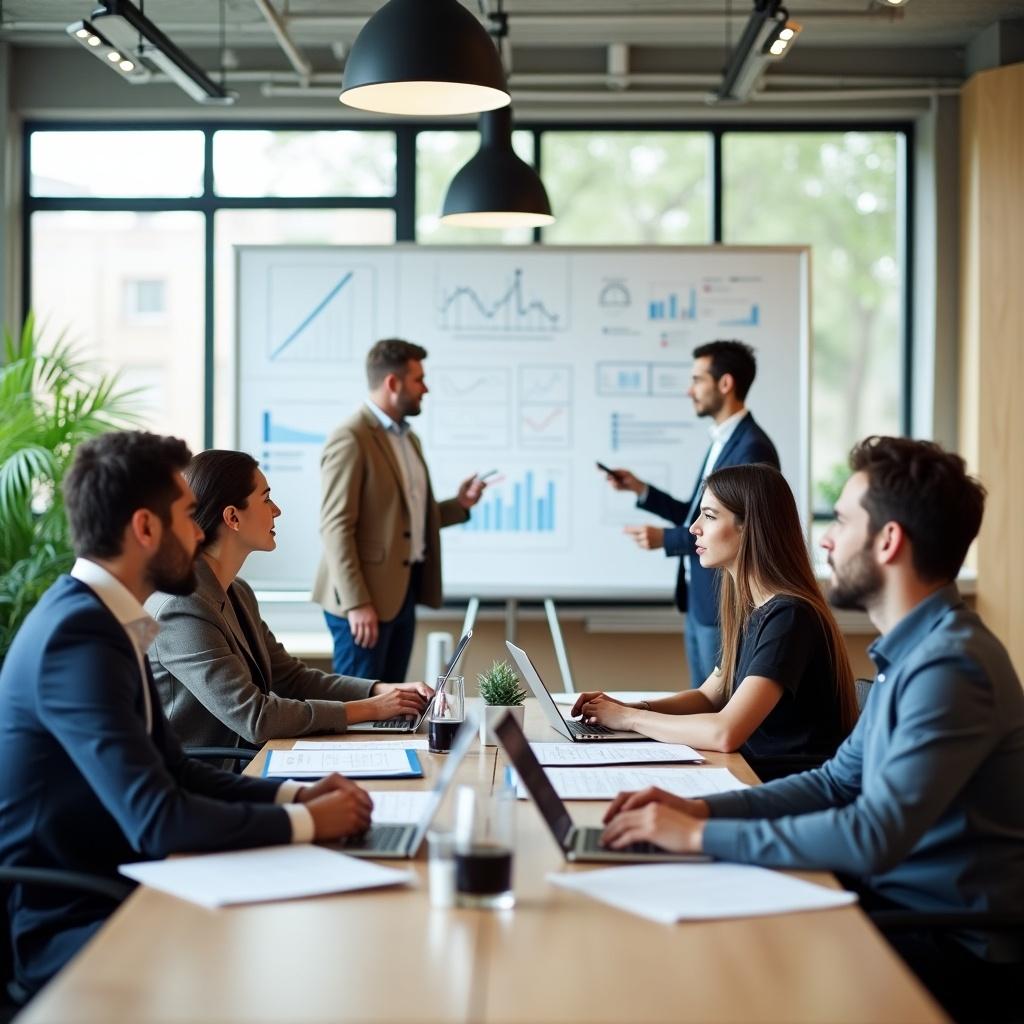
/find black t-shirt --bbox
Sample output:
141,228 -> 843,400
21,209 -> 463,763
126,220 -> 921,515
733,596 -> 846,761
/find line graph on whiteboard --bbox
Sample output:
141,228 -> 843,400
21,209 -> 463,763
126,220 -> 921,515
435,262 -> 570,334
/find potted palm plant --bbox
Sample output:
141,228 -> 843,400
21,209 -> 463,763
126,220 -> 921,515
0,314 -> 141,663
477,659 -> 529,746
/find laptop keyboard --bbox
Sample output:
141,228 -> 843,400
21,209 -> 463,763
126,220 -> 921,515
340,824 -> 408,851
566,719 -> 615,738
372,715 -> 415,729
580,829 -> 663,855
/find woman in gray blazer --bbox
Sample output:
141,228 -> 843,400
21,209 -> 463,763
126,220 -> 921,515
147,450 -> 433,753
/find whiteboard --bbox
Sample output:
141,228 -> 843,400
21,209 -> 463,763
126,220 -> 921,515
235,245 -> 809,600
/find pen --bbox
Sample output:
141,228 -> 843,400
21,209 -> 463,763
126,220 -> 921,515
476,469 -> 498,482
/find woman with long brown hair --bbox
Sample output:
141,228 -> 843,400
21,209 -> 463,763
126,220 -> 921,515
573,463 -> 858,765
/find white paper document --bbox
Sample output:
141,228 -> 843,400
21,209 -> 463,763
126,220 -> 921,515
548,863 -> 856,923
511,766 -> 749,800
264,748 -> 418,778
292,739 -> 429,751
120,845 -> 414,908
370,790 -> 436,824
529,742 -> 703,766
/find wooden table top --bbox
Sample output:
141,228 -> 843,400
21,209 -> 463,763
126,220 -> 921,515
20,700 -> 945,1024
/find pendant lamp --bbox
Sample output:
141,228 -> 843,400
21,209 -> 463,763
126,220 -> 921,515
340,0 -> 510,116
441,107 -> 555,228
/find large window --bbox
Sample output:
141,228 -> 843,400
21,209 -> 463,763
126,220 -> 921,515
723,131 -> 903,506
24,122 -> 908,498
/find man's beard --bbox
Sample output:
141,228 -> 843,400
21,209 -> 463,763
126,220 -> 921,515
147,529 -> 198,596
695,390 -> 725,419
828,543 -> 883,610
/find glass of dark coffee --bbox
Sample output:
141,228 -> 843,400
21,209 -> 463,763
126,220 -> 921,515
428,675 -> 464,753
453,785 -> 515,910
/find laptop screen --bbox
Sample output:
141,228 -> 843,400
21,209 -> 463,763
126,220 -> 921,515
409,713 -> 478,849
493,711 -> 573,849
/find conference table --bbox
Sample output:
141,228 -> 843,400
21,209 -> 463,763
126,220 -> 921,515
20,701 -> 945,1024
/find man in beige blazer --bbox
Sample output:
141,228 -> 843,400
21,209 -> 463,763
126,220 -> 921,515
313,339 -> 484,679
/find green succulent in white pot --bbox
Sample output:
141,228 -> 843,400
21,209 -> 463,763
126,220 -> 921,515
477,659 -> 528,746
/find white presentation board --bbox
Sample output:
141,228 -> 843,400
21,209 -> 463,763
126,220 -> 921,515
236,245 -> 809,600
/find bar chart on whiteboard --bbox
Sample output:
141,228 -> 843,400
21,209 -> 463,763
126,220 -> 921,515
236,245 -> 809,599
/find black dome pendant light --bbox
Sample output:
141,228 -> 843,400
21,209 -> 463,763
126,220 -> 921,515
340,0 -> 511,116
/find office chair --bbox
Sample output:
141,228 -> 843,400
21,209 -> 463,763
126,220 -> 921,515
184,746 -> 257,772
0,866 -> 132,1017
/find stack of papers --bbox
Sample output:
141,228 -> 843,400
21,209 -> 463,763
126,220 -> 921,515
529,742 -> 703,766
120,845 -> 414,908
292,739 -> 429,750
263,747 -> 422,779
548,863 -> 856,923
508,765 -> 749,800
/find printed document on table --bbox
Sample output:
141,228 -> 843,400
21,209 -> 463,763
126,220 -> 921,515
292,739 -> 429,751
509,766 -> 749,800
120,845 -> 414,908
370,791 -> 436,824
548,863 -> 856,923
528,742 -> 703,766
263,747 -> 422,779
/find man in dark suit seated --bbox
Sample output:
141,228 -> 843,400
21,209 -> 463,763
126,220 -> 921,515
604,339 -> 780,687
0,431 -> 372,997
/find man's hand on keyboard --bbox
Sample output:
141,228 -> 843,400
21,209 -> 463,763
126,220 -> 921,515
348,683 -> 432,725
600,788 -> 708,854
298,773 -> 373,840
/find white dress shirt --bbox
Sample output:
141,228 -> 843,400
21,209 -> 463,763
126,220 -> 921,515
69,558 -> 313,842
366,399 -> 428,562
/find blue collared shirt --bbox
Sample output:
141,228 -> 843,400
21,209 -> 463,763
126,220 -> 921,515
701,584 -> 1024,962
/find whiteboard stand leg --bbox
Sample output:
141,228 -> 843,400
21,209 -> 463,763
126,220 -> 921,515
504,599 -> 519,646
544,598 -> 576,695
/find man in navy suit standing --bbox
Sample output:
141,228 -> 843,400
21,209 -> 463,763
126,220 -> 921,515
0,431 -> 372,996
606,341 -> 779,687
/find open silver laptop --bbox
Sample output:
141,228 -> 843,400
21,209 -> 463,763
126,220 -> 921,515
505,641 -> 649,742
493,711 -> 706,864
336,712 -> 478,859
348,630 -> 472,733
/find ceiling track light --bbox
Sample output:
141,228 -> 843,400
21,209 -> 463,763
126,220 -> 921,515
714,0 -> 800,103
81,0 -> 235,105
66,18 -> 150,83
340,0 -> 510,116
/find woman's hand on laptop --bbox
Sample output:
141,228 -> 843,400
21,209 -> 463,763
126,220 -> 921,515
348,685 -> 431,724
298,773 -> 373,840
570,691 -> 625,718
600,787 -> 710,854
578,696 -> 635,731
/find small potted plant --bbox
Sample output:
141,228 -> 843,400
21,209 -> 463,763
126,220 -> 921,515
477,659 -> 529,746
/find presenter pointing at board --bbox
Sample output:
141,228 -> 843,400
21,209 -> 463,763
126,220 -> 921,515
602,340 -> 779,687
314,339 -> 485,680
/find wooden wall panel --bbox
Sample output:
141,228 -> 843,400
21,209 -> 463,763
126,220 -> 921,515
960,62 -> 1024,676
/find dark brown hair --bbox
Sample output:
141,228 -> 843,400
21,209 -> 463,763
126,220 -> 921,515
692,340 -> 757,400
184,450 -> 259,550
705,463 -> 858,736
366,338 -> 428,389
63,431 -> 192,558
849,436 -> 986,583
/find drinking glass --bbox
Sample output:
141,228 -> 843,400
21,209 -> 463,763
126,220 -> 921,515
428,674 -> 464,753
453,784 -> 515,910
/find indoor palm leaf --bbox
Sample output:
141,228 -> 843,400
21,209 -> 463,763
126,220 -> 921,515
0,314 -> 143,660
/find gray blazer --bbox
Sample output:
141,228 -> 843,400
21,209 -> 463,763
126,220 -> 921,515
146,558 -> 376,752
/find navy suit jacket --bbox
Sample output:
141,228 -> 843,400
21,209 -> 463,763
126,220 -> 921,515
0,576 -> 292,994
638,413 -> 780,625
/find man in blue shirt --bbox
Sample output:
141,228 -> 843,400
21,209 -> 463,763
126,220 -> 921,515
604,340 -> 779,687
601,435 -> 1023,1019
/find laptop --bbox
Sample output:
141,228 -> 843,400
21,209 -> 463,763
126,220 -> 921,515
505,641 -> 649,742
348,629 -> 473,733
493,710 -> 707,864
336,713 -> 478,859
